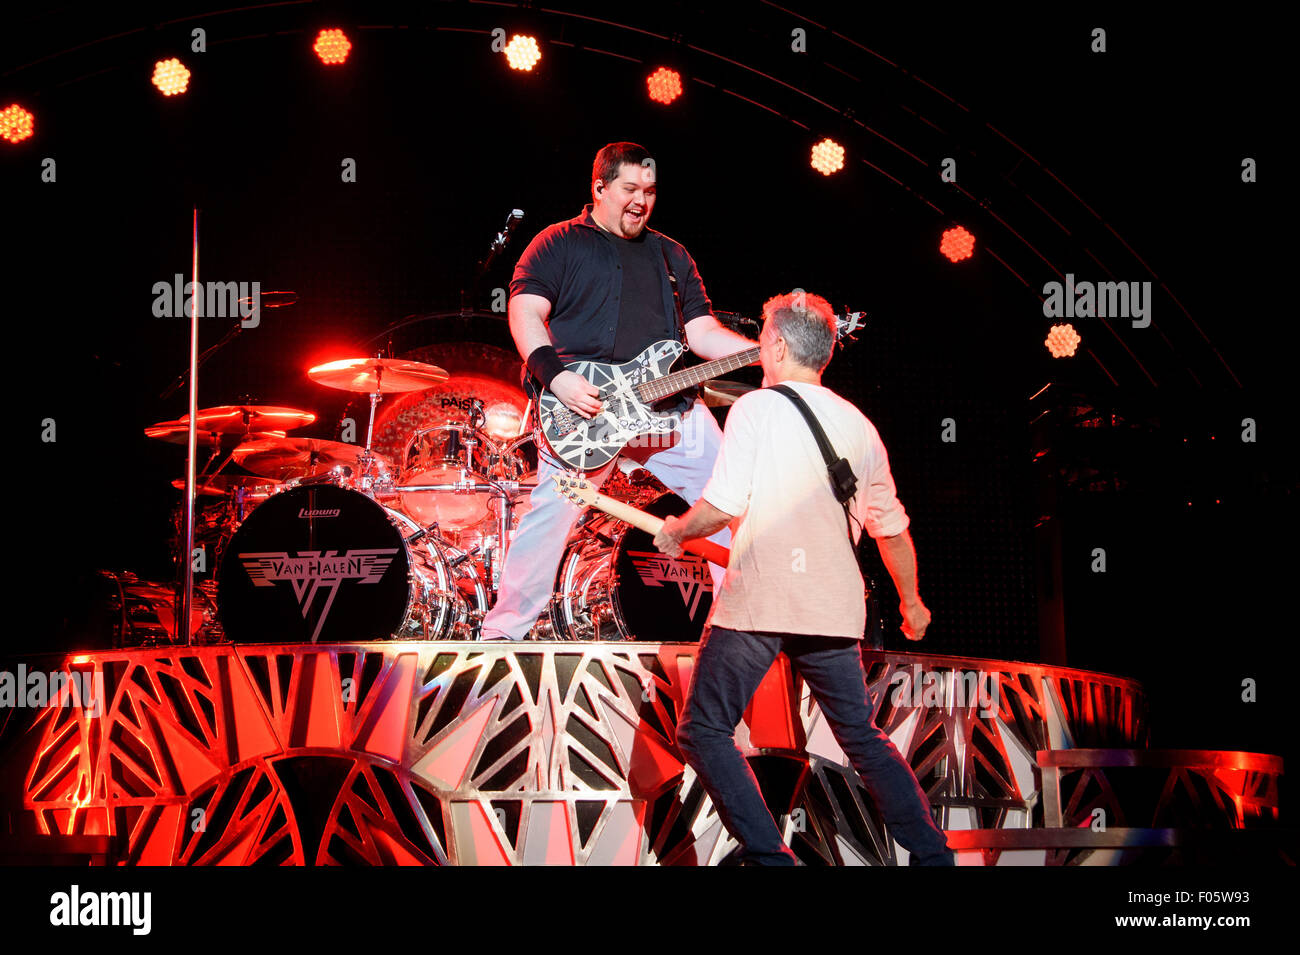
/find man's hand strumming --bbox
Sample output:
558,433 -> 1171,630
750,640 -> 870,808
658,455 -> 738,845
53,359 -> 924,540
550,370 -> 604,418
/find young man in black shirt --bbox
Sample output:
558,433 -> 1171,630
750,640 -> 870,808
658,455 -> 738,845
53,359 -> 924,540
480,142 -> 757,641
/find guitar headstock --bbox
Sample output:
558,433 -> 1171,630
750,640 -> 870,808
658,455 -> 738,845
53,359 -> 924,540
552,474 -> 599,508
835,310 -> 867,345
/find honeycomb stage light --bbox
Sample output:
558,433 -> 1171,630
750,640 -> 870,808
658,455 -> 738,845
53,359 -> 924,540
504,35 -> 542,72
152,58 -> 191,96
314,28 -> 352,65
810,138 -> 845,176
940,225 -> 975,263
0,104 -> 34,143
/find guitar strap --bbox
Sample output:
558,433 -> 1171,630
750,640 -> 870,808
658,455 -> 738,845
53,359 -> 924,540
658,240 -> 689,348
658,239 -> 698,407
767,384 -> 858,541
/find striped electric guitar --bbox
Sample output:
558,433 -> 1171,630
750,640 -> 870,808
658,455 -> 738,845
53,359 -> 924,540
538,311 -> 866,470
552,474 -> 730,566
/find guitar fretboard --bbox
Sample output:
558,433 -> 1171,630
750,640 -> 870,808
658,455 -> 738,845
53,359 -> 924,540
634,347 -> 759,403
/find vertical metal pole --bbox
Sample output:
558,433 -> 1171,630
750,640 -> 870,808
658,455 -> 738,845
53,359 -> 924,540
180,208 -> 199,645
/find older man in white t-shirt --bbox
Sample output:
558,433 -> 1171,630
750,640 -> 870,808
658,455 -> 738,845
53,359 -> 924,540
654,290 -> 953,866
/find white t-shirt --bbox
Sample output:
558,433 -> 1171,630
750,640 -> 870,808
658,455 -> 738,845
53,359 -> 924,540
701,381 -> 909,639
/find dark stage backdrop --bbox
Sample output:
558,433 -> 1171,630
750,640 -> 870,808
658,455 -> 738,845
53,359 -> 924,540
5,3 -> 1292,790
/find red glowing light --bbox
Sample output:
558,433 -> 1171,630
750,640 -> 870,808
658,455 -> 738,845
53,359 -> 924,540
647,67 -> 683,104
940,226 -> 975,263
0,104 -> 34,143
314,28 -> 352,65
810,138 -> 845,176
1045,323 -> 1081,358
152,58 -> 191,96
504,35 -> 542,71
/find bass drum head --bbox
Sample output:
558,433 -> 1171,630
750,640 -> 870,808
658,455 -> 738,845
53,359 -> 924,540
612,493 -> 715,641
218,485 -> 410,643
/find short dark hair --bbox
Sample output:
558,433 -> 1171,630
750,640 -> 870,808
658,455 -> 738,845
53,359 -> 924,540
592,142 -> 654,189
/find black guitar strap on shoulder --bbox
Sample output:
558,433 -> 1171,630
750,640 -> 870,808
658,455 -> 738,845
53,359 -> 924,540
767,384 -> 884,648
658,240 -> 689,351
767,384 -> 858,541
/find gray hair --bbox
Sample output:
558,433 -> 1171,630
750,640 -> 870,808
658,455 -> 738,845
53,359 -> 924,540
762,290 -> 837,371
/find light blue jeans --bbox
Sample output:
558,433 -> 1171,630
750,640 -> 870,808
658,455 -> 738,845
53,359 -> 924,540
480,400 -> 731,640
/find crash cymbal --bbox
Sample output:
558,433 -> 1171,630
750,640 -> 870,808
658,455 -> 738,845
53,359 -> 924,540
308,357 -> 449,393
232,437 -> 393,481
170,474 -> 282,496
701,379 -> 756,408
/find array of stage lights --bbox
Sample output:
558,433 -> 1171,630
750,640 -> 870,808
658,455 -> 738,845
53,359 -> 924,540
940,225 -> 976,263
1,21 -> 1107,361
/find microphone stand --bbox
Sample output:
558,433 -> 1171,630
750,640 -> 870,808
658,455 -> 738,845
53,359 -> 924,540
177,209 -> 200,646
160,319 -> 243,402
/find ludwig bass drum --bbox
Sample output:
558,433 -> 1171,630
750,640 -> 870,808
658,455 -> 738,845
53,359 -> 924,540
217,484 -> 487,642
549,492 -> 716,641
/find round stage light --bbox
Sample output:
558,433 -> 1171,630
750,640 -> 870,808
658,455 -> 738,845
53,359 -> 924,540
810,138 -> 845,175
504,35 -> 542,71
152,58 -> 191,96
0,104 -> 34,143
647,67 -> 683,104
1045,323 -> 1081,358
940,225 -> 975,262
314,28 -> 352,65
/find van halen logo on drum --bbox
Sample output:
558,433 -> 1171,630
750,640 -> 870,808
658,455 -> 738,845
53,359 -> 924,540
238,549 -> 399,641
628,550 -> 713,619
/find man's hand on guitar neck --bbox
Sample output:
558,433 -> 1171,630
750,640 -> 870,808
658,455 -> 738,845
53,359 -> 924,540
551,370 -> 604,418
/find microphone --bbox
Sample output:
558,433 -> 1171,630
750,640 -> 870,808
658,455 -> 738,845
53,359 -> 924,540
490,209 -> 524,256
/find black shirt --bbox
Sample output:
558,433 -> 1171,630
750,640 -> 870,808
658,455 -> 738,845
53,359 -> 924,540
610,229 -> 672,362
509,203 -> 713,366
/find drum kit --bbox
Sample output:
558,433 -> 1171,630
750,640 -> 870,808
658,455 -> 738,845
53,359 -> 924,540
131,350 -> 756,648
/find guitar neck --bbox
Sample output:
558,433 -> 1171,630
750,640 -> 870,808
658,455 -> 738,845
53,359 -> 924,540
637,347 -> 759,402
589,491 -> 731,568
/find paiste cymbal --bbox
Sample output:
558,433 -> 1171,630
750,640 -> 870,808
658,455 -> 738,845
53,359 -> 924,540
308,357 -> 449,393
701,379 -> 756,408
232,436 -> 393,481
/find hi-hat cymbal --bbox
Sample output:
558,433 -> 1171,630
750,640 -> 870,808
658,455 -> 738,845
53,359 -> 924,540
232,437 -> 393,481
170,474 -> 282,496
701,379 -> 756,408
146,427 -> 287,448
308,357 -> 449,393
146,404 -> 315,438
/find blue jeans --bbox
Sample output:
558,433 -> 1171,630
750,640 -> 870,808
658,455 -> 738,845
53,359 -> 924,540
480,400 -> 730,639
676,626 -> 955,866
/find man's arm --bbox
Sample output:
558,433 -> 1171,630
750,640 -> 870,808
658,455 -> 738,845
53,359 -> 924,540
874,528 -> 931,641
654,500 -> 735,557
684,315 -> 758,362
508,293 -> 553,357
510,293 -> 603,418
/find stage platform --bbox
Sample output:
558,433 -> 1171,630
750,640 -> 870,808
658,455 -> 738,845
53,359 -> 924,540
2,640 -> 1272,865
